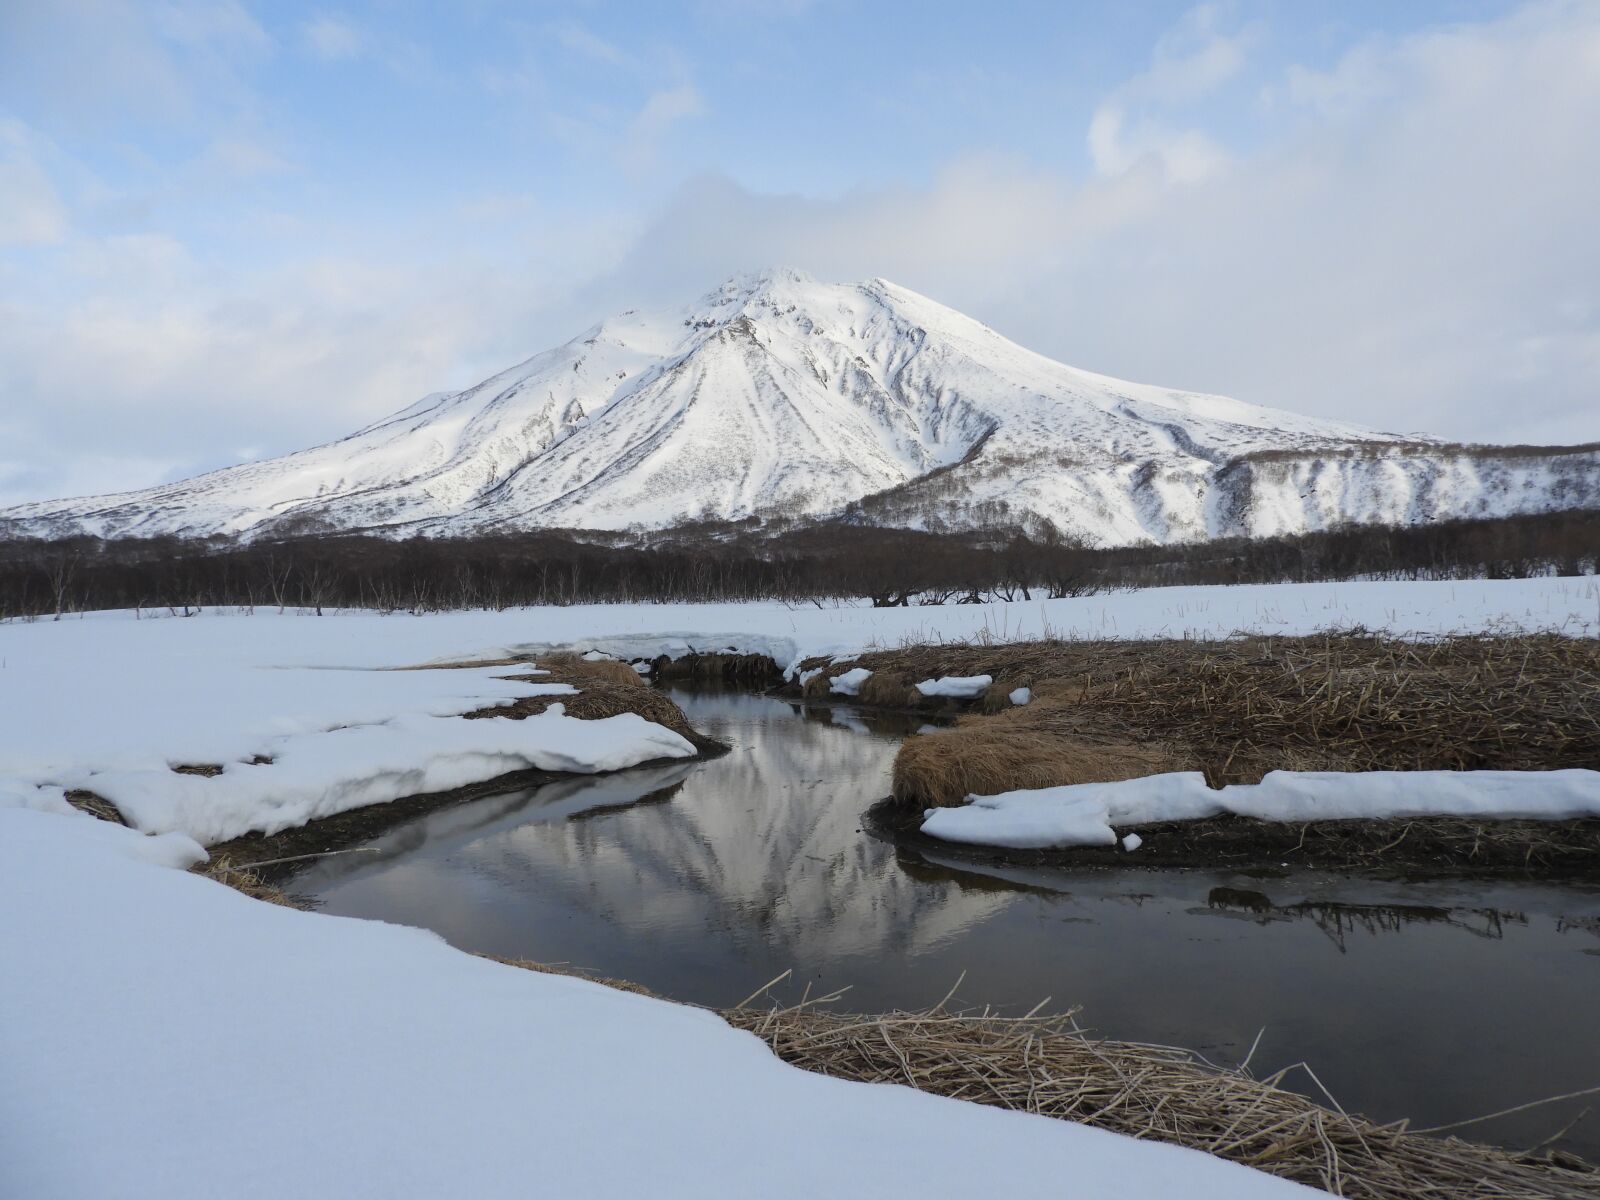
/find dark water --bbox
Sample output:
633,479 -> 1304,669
298,685 -> 1600,1159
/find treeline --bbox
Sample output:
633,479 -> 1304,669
1077,509 -> 1599,589
0,509 -> 1594,618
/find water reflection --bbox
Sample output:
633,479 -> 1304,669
300,683 -> 1600,1160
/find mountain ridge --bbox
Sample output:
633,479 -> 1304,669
5,268 -> 1597,546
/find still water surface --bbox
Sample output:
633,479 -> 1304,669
298,685 -> 1600,1158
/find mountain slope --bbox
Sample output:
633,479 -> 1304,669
5,268 -> 1596,545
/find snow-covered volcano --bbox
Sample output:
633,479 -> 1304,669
5,268 -> 1596,544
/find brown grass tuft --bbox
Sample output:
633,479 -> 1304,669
894,723 -> 1192,807
801,669 -> 839,700
858,670 -> 921,709
193,855 -> 306,908
470,678 -> 721,754
728,999 -> 1600,1200
534,652 -> 647,688
857,632 -> 1600,808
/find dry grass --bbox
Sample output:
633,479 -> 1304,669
859,633 -> 1600,806
727,996 -> 1600,1199
65,788 -> 126,824
534,652 -> 648,688
195,854 -> 307,907
469,676 -> 721,754
894,727 -> 1192,807
473,955 -> 1600,1196
857,669 -> 922,709
460,654 -> 723,754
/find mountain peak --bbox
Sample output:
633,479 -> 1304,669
4,272 -> 1595,544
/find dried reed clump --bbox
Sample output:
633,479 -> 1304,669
978,679 -> 1030,714
857,670 -> 922,709
471,677 -> 721,754
533,652 -> 648,689
894,722 -> 1193,807
873,633 -> 1600,805
65,789 -> 127,825
726,998 -> 1600,1200
801,669 -> 843,701
1083,633 -> 1600,781
193,855 -> 306,908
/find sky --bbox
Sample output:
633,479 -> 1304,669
1,0 -> 1597,507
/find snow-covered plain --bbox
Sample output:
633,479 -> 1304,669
2,577 -> 1593,1197
921,769 -> 1600,850
1,577 -> 1594,845
0,806 -> 1320,1200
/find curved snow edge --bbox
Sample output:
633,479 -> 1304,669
921,769 -> 1600,850
50,707 -> 698,847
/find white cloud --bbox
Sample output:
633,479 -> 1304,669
0,123 -> 68,246
1085,4 -> 1254,184
302,14 -> 363,62
550,21 -> 629,68
0,0 -> 270,127
2,1 -> 1597,511
619,84 -> 708,174
579,3 -> 1600,447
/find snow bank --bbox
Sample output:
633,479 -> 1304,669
916,674 -> 993,699
921,769 -> 1600,849
0,807 -> 1318,1200
1010,687 -> 1033,706
0,616 -> 698,844
830,667 -> 873,696
85,706 -> 695,846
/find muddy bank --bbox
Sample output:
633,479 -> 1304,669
867,796 -> 1600,880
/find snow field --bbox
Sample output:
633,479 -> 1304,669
0,806 -> 1321,1199
0,576 -> 1593,845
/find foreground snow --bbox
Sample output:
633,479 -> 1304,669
0,577 -> 1592,844
0,807 -> 1318,1199
921,769 -> 1600,849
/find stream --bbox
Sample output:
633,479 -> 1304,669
295,683 -> 1600,1160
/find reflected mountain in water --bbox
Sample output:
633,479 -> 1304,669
299,688 -> 1011,984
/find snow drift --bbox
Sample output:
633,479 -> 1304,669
920,769 -> 1600,850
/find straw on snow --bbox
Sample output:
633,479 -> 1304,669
723,979 -> 1600,1200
